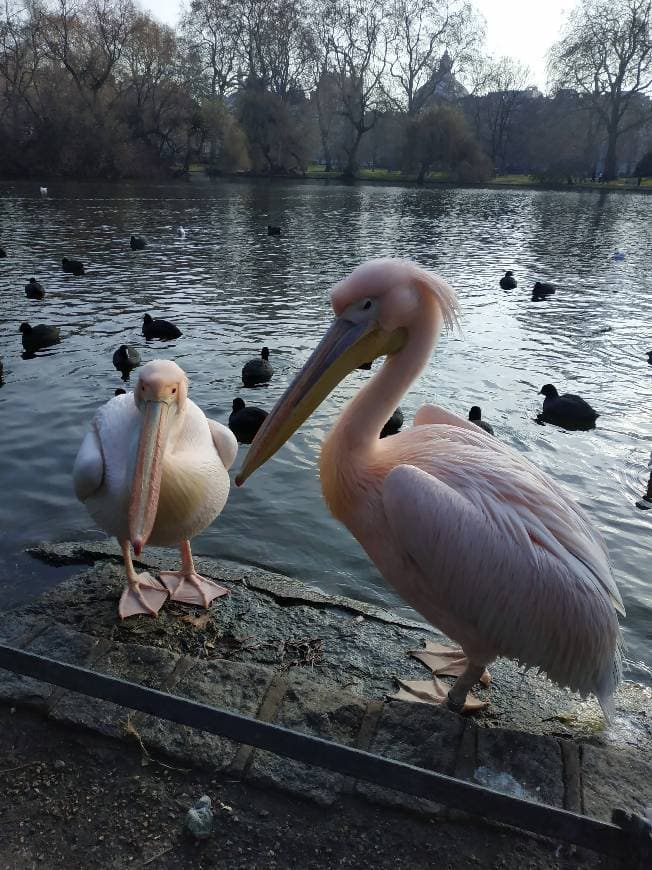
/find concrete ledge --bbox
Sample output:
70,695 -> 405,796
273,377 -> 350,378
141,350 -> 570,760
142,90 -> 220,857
0,540 -> 649,831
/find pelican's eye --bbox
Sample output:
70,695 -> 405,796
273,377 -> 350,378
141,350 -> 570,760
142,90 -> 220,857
171,387 -> 177,394
362,299 -> 372,310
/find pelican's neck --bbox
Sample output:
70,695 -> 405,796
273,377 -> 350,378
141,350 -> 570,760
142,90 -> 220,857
331,298 -> 441,453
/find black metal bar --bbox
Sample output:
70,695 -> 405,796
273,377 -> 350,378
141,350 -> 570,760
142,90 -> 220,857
0,643 -> 633,859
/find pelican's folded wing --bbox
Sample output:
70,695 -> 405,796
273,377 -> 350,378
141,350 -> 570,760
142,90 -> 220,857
73,429 -> 104,501
208,419 -> 238,471
381,463 -> 623,708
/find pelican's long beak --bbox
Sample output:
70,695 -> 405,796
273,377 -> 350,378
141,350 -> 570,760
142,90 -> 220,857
128,400 -> 170,554
236,317 -> 406,485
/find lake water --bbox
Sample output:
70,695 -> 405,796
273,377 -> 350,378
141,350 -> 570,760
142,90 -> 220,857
0,179 -> 650,682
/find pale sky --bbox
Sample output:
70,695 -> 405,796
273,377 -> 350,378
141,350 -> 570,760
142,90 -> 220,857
141,0 -> 572,93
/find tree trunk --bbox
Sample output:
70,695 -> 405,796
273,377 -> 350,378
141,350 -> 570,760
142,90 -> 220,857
342,128 -> 364,178
603,107 -> 620,181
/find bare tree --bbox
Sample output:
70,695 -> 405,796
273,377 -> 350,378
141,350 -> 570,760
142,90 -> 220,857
387,0 -> 482,114
548,0 -> 652,180
179,0 -> 244,99
242,0 -> 312,96
39,0 -> 136,105
0,0 -> 43,122
321,0 -> 389,177
466,55 -> 532,171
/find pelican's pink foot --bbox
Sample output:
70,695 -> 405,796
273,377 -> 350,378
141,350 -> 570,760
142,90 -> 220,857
159,571 -> 229,608
119,573 -> 168,620
409,641 -> 492,687
391,641 -> 491,714
393,677 -> 488,714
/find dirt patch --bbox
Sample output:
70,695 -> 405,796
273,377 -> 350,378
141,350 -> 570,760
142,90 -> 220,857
0,704 -> 619,870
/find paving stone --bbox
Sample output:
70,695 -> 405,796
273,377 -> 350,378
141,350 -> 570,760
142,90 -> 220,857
138,658 -> 276,770
248,671 -> 367,806
581,744 -> 652,821
49,642 -> 180,739
356,700 -> 465,814
22,561 -> 127,639
0,614 -> 49,648
474,727 -> 564,808
0,624 -> 99,709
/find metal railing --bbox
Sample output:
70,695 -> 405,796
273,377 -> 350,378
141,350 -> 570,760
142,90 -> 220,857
0,642 -> 649,867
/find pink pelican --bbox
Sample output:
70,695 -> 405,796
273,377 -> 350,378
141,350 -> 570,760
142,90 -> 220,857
236,259 -> 624,716
74,360 -> 237,619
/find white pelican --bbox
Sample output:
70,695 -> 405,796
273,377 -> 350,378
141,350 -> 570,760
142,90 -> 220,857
74,360 -> 237,619
236,259 -> 624,717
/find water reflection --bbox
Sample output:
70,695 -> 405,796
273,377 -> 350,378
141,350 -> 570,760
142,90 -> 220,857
0,179 -> 650,683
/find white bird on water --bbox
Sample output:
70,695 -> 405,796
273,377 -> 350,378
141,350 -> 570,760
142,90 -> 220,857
178,226 -> 186,238
237,258 -> 625,717
39,186 -> 48,196
73,360 -> 237,619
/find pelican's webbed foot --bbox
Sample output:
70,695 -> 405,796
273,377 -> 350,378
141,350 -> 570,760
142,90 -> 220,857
159,571 -> 228,608
391,641 -> 491,714
119,573 -> 168,619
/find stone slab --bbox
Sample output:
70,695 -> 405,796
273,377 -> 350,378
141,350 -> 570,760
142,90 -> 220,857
137,657 -> 276,770
248,672 -> 367,806
0,623 -> 100,709
49,642 -> 181,739
475,727 -> 564,808
356,700 -> 465,814
582,744 -> 652,822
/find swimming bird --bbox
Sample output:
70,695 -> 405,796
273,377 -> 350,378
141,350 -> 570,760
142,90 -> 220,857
236,259 -> 623,717
267,225 -> 281,236
532,281 -> 555,299
142,313 -> 182,340
62,257 -> 85,276
242,347 -> 273,386
20,322 -> 61,352
636,453 -> 652,510
113,344 -> 141,373
40,186 -> 47,196
468,406 -> 494,435
380,407 -> 404,438
0,246 -> 6,258
499,271 -> 517,290
538,384 -> 599,429
178,226 -> 186,238
25,278 -> 45,300
130,235 -> 147,250
73,360 -> 237,618
229,398 -> 268,444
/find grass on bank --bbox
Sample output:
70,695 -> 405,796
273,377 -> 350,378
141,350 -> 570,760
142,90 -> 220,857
303,165 -> 652,187
192,162 -> 652,188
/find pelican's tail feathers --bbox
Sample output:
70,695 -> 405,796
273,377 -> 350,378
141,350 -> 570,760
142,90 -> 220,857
595,639 -> 624,724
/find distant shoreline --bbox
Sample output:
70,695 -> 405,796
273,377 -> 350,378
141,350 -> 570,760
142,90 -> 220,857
2,170 -> 651,195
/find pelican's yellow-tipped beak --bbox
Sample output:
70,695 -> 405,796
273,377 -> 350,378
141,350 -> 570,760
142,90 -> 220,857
128,400 -> 170,554
236,318 -> 406,485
